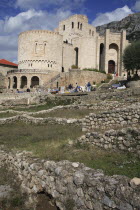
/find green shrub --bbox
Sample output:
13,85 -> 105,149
107,74 -> 113,80
71,65 -> 78,69
82,68 -> 106,74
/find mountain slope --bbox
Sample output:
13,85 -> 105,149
96,13 -> 140,42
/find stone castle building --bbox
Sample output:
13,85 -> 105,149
7,14 -> 129,89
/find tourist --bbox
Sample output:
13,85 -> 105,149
87,82 -> 91,92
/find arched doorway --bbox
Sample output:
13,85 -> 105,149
109,43 -> 119,74
21,76 -> 27,88
74,47 -> 79,67
31,76 -> 39,88
99,43 -> 104,71
108,60 -> 115,74
13,76 -> 17,89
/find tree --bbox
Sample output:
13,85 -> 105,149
123,41 -> 140,73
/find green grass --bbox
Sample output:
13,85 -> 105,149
0,112 -> 17,118
33,109 -> 95,119
0,122 -> 139,178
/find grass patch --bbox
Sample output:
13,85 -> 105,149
0,122 -> 139,178
33,109 -> 95,119
0,112 -> 17,118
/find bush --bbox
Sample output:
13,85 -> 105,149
82,68 -> 106,74
107,74 -> 113,80
71,65 -> 78,69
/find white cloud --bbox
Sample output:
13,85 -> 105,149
133,0 -> 140,11
0,9 -> 71,61
92,5 -> 133,27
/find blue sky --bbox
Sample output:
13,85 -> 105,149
0,0 -> 139,62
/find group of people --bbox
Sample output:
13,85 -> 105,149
68,82 -> 93,93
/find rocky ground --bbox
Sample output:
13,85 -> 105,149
0,88 -> 139,209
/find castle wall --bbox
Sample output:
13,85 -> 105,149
18,30 -> 63,72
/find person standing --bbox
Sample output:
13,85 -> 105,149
87,82 -> 91,92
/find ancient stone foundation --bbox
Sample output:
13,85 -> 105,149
1,150 -> 140,210
78,127 -> 140,157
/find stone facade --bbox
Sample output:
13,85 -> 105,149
6,14 -> 129,90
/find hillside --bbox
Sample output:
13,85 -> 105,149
96,13 -> 140,42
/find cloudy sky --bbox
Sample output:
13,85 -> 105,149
0,0 -> 139,62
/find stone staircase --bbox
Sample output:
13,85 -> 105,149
45,73 -> 61,87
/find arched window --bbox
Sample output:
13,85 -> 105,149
74,47 -> 79,67
31,76 -> 39,88
78,22 -> 80,29
99,43 -> 104,71
63,25 -> 65,31
72,22 -> 74,29
62,67 -> 64,72
80,23 -> 82,30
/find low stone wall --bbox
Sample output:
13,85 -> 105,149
0,92 -> 53,105
2,150 -> 140,210
0,115 -> 81,126
82,105 -> 140,132
78,127 -> 140,157
81,87 -> 140,102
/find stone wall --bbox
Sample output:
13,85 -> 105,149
60,70 -> 107,87
2,150 -> 140,210
78,127 -> 140,157
82,104 -> 140,132
82,87 -> 140,102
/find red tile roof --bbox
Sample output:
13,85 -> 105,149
0,59 -> 18,67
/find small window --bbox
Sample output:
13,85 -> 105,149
31,63 -> 32,67
63,25 -> 65,31
29,64 -> 30,67
51,64 -> 52,68
48,64 -> 49,67
78,22 -> 80,29
72,22 -> 74,29
80,23 -> 82,30
92,31 -> 94,36
89,29 -> 91,35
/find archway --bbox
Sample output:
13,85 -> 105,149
74,47 -> 79,67
99,43 -> 104,71
13,76 -> 17,89
109,43 -> 119,51
108,60 -> 115,74
21,76 -> 27,88
31,76 -> 39,88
